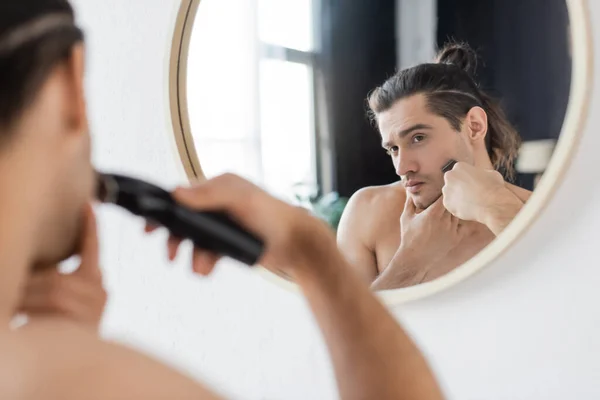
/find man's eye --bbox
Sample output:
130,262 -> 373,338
412,134 -> 425,143
386,146 -> 398,155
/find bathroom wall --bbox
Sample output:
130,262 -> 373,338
396,0 -> 436,69
73,0 -> 600,399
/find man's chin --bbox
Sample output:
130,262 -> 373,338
412,193 -> 442,210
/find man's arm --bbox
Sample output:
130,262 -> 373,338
295,247 -> 444,400
336,190 -> 379,283
371,247 -> 430,290
480,184 -> 531,236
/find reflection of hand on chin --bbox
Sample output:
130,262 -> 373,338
411,191 -> 442,212
411,197 -> 428,212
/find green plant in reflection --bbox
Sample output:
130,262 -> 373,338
292,183 -> 349,231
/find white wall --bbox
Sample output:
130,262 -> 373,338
396,0 -> 437,69
73,0 -> 600,399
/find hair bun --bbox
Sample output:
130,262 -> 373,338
435,42 -> 478,76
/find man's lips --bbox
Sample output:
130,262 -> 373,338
405,181 -> 424,193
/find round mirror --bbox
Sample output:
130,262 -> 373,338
170,0 -> 591,303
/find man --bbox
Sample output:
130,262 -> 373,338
2,1 -> 444,399
337,43 -> 532,290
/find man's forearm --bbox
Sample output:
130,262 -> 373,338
295,251 -> 443,400
481,187 -> 525,236
371,248 -> 430,291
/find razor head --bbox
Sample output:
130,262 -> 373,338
442,159 -> 457,173
95,173 -> 120,204
95,173 -> 109,202
95,173 -> 174,217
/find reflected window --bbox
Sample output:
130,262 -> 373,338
187,0 -> 317,204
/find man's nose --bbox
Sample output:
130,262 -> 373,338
396,150 -> 417,177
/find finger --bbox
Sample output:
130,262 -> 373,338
443,165 -> 462,189
451,215 -> 461,231
144,223 -> 160,234
425,195 -> 446,216
441,192 -> 455,216
17,303 -> 62,320
401,194 -> 416,218
19,300 -> 99,329
19,274 -> 106,320
21,272 -> 89,306
18,276 -> 54,310
167,235 -> 184,261
443,168 -> 453,183
191,248 -> 220,276
172,174 -> 268,230
75,204 -> 101,280
24,268 -> 61,289
18,278 -> 77,315
173,174 -> 249,210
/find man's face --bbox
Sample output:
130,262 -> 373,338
24,44 -> 95,267
378,94 -> 473,210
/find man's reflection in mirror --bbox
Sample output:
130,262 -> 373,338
337,43 -> 532,290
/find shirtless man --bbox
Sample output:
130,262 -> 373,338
1,1 -> 444,399
337,43 -> 532,290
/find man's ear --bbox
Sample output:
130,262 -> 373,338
464,106 -> 488,144
64,43 -> 88,135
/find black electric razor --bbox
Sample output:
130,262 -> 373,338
95,173 -> 265,266
442,159 -> 457,173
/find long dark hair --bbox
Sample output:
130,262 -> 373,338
0,0 -> 84,134
368,42 -> 521,181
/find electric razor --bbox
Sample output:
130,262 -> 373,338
442,159 -> 457,173
95,173 -> 265,266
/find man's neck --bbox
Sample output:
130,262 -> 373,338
474,155 -> 494,170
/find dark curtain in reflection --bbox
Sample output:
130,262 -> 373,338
318,0 -> 398,198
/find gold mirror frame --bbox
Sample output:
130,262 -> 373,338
169,0 -> 593,305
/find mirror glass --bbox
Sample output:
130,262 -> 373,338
183,0 -> 572,290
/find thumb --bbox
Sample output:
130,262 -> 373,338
75,203 -> 101,280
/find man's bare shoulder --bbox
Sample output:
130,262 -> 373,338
347,181 -> 407,216
337,182 -> 407,280
0,320 -> 222,400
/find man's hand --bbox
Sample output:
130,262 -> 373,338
442,162 -> 524,234
399,194 -> 464,260
372,195 -> 464,289
16,204 -> 107,332
145,173 -> 339,283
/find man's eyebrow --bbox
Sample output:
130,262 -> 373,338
381,123 -> 433,148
